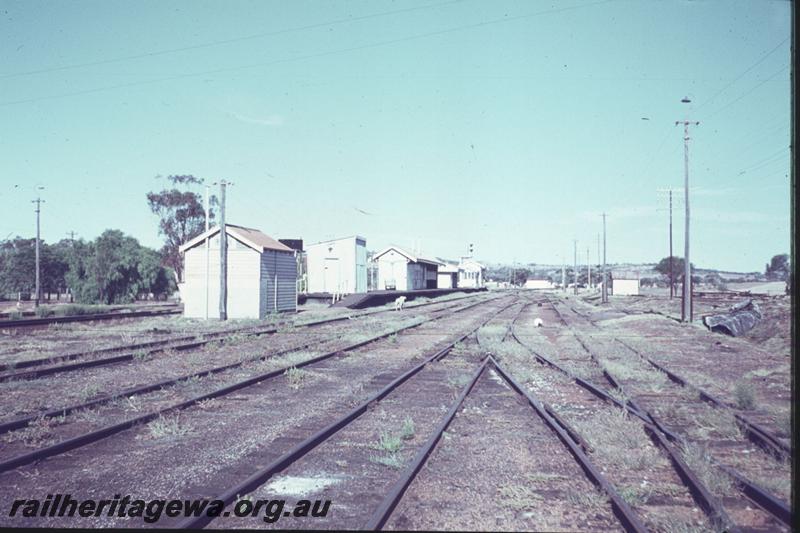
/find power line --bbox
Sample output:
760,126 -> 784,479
0,0 -> 468,80
0,0 -> 614,107
695,36 -> 789,113
736,146 -> 790,172
703,64 -> 789,120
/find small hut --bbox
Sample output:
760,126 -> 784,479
179,224 -> 297,319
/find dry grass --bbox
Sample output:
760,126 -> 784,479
145,414 -> 193,440
572,409 -> 665,471
1,414 -> 66,447
680,443 -> 736,498
733,380 -> 757,410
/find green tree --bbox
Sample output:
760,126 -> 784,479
146,175 -> 216,281
654,256 -> 695,282
765,254 -> 789,281
42,240 -> 71,298
0,238 -> 36,298
513,268 -> 530,286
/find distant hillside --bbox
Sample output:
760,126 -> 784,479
485,262 -> 764,282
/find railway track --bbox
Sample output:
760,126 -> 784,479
527,295 -> 791,529
0,295 -> 513,477
487,299 -> 734,531
175,299 -> 646,531
0,292 -> 491,378
0,306 -> 182,329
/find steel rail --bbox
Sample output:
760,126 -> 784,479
176,300 -> 516,529
510,303 -> 743,531
490,358 -> 648,533
0,292 -> 492,379
364,356 -> 489,530
536,297 -> 787,529
0,291 -> 491,374
476,301 -> 596,454
0,308 -> 181,328
0,296 -> 492,437
615,337 -> 791,459
648,412 -> 792,528
561,294 -> 790,461
0,297 -> 511,475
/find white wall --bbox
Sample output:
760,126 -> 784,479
458,262 -> 485,288
613,279 -> 640,296
524,279 -> 553,289
183,234 -> 261,319
437,272 -> 455,288
306,236 -> 366,294
377,251 -> 409,290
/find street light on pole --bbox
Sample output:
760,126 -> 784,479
676,97 -> 699,322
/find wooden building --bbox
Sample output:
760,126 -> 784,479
458,259 -> 486,288
178,224 -> 297,319
373,246 -> 442,291
436,261 -> 459,289
306,236 -> 367,295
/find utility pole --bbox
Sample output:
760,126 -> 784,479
66,231 -> 77,243
676,113 -> 699,322
218,180 -> 229,320
601,213 -> 608,303
669,189 -> 674,299
657,188 -> 681,299
573,240 -> 578,294
597,233 -> 600,269
561,260 -> 566,292
204,184 -> 211,320
587,248 -> 591,289
31,191 -> 44,308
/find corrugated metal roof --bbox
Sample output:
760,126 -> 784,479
179,224 -> 293,253
372,246 -> 444,266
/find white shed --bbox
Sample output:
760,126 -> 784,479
306,236 -> 367,295
612,279 -> 640,296
611,270 -> 640,296
178,224 -> 297,319
373,246 -> 442,291
524,279 -> 555,290
458,259 -> 486,288
436,262 -> 459,288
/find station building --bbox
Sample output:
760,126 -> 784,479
305,236 -> 367,295
372,246 -> 443,291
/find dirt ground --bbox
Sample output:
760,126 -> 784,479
0,290 -> 791,531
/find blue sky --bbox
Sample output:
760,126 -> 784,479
0,0 -> 791,272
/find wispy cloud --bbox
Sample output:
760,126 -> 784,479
228,112 -> 284,126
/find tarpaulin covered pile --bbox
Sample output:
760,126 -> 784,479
702,299 -> 762,337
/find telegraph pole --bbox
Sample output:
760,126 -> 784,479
204,184 -> 211,320
676,112 -> 699,322
657,188 -> 680,299
573,240 -> 578,294
218,180 -> 229,320
669,189 -> 674,299
601,213 -> 608,303
587,248 -> 591,289
31,192 -> 44,308
66,231 -> 77,243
